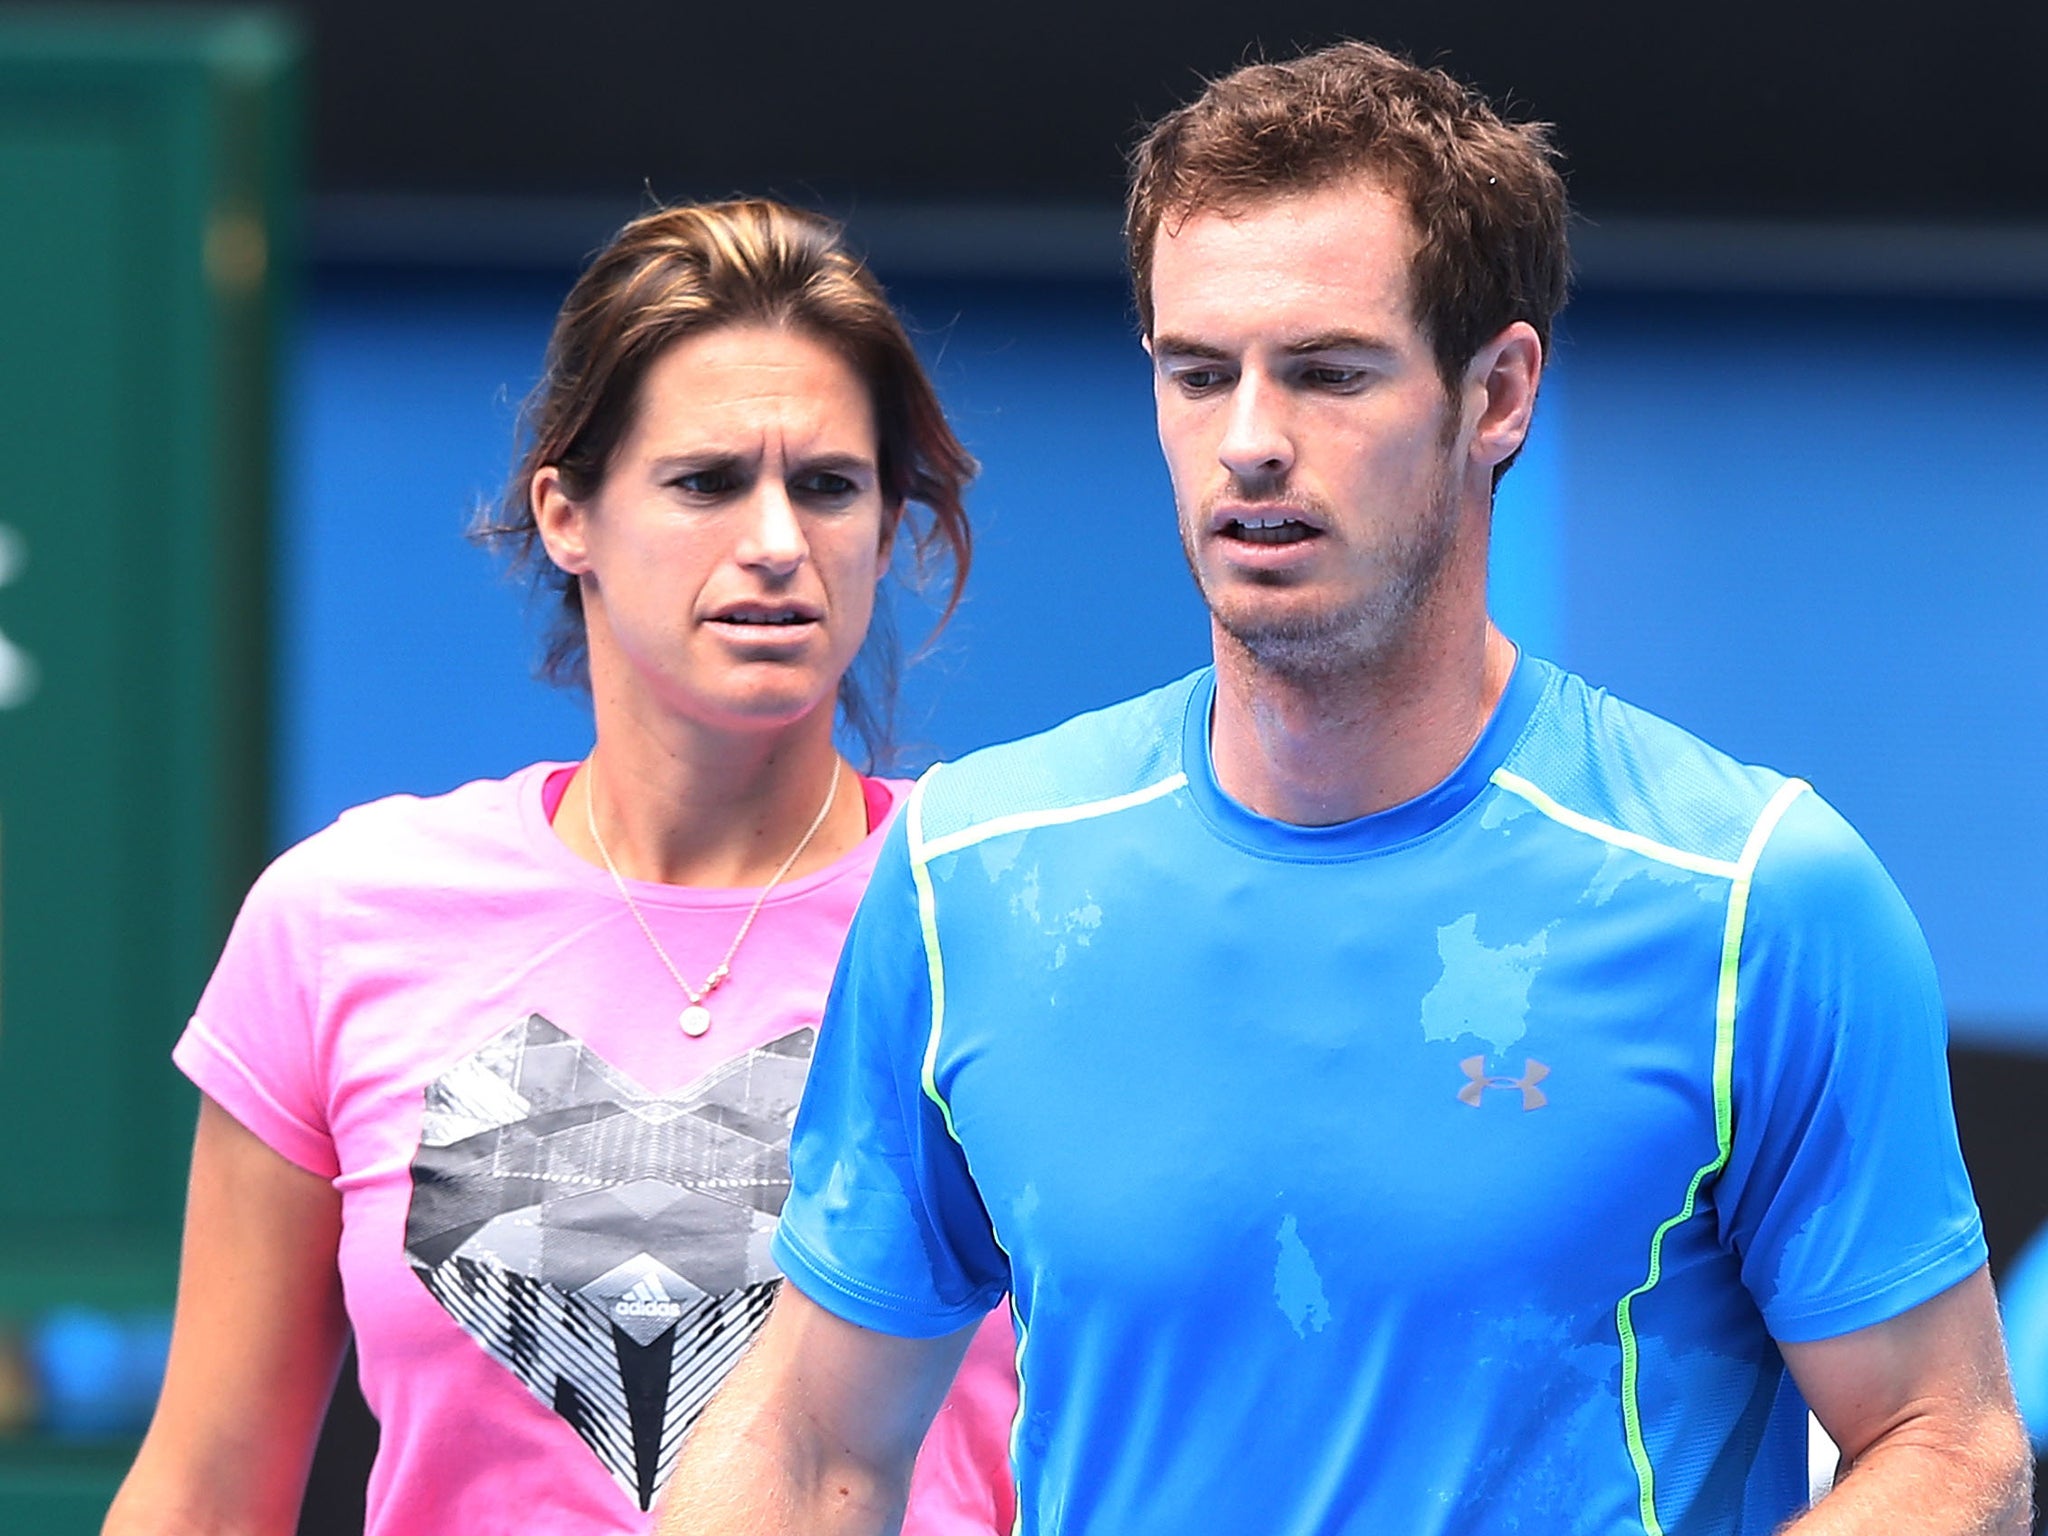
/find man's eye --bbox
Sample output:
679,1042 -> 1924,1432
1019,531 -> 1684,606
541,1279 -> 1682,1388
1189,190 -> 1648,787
1175,368 -> 1228,394
1302,366 -> 1368,391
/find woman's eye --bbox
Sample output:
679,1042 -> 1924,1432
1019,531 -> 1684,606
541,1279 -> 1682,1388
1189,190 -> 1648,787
673,468 -> 738,497
794,472 -> 858,499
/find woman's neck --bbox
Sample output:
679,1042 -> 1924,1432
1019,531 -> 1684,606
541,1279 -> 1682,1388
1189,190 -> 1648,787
553,702 -> 868,888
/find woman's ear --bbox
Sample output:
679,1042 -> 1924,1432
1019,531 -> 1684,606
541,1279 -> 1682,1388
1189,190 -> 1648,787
874,500 -> 902,583
532,466 -> 593,576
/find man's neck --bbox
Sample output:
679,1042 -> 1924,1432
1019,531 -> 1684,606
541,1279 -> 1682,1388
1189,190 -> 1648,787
1208,617 -> 1518,827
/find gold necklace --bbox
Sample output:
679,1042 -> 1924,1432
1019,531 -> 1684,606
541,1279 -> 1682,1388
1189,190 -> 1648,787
582,756 -> 843,1037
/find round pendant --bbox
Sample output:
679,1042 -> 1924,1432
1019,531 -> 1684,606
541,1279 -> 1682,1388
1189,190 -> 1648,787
679,1004 -> 712,1038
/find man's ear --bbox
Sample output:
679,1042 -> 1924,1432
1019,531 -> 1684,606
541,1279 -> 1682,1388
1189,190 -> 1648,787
1462,321 -> 1543,472
532,466 -> 593,576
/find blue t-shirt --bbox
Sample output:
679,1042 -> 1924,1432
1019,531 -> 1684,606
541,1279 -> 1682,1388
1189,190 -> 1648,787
773,656 -> 1986,1536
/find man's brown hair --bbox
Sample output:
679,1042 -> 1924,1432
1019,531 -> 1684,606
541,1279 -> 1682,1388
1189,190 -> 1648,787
1127,41 -> 1571,397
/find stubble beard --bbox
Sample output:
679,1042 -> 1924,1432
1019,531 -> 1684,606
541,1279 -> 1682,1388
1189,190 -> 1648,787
1181,449 -> 1463,687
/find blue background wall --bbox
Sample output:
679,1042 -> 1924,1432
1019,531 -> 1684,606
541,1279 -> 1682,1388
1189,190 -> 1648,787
284,274 -> 2047,1040
1555,294 -> 2048,1033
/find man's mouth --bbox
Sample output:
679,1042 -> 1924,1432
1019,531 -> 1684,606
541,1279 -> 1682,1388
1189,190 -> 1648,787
1222,515 -> 1319,546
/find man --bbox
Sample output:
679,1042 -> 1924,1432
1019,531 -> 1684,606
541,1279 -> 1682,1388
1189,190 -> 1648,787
658,42 -> 2030,1535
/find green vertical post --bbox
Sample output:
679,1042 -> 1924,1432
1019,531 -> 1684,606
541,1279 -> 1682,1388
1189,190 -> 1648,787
0,7 -> 299,1526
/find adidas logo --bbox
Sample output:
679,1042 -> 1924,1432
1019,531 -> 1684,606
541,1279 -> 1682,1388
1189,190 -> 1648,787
612,1275 -> 684,1321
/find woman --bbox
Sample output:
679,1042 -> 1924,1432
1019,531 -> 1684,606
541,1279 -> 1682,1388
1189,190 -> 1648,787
106,201 -> 1017,1535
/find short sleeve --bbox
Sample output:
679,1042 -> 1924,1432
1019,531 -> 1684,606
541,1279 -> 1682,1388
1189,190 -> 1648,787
771,806 -> 1008,1337
1716,787 -> 1986,1343
171,842 -> 339,1179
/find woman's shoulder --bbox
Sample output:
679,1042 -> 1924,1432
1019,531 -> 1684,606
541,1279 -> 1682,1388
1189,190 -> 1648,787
266,762 -> 567,900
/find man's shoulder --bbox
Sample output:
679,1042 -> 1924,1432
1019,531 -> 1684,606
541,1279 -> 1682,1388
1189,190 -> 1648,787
910,671 -> 1202,853
1504,661 -> 1802,871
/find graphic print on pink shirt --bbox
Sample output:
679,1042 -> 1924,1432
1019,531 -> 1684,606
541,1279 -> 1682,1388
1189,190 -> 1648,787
175,764 -> 1017,1534
406,1013 -> 814,1509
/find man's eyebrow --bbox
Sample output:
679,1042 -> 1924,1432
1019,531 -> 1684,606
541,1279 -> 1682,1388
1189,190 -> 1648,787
1149,335 -> 1230,361
1150,332 -> 1402,360
1282,331 -> 1399,356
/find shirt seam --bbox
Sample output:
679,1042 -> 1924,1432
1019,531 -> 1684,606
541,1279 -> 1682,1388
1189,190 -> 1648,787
774,1223 -> 998,1329
913,773 -> 1189,865
1489,767 -> 1746,880
1763,1217 -> 1988,1341
308,848 -> 334,1129
180,1014 -> 339,1176
1184,774 -> 1518,866
1612,775 -> 1808,1535
526,762 -> 907,910
1178,669 -> 1557,866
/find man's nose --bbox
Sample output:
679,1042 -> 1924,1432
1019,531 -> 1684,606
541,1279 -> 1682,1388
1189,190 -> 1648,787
1217,373 -> 1294,486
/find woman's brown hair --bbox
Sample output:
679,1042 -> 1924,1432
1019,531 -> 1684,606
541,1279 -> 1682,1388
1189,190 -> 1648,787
479,199 -> 974,763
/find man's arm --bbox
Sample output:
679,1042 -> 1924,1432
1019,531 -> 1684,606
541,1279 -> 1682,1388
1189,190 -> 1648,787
1780,1265 -> 2031,1534
656,1283 -> 979,1536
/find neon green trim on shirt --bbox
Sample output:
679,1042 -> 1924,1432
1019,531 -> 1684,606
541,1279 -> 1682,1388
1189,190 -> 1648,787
906,770 -> 964,1144
1612,776 -> 1808,1533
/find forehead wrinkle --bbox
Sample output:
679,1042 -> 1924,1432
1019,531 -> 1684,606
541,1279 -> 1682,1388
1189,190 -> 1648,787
632,358 -> 873,468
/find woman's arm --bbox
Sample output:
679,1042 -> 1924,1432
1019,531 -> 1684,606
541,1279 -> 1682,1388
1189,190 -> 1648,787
103,1095 -> 350,1536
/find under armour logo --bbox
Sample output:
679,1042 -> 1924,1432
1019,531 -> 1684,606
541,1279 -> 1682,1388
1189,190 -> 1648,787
1458,1055 -> 1549,1111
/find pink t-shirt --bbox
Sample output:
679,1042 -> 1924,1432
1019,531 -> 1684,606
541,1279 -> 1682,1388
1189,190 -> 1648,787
173,763 -> 1016,1536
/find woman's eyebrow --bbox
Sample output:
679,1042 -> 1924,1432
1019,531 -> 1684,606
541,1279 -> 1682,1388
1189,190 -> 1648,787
648,450 -> 751,474
791,451 -> 878,474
